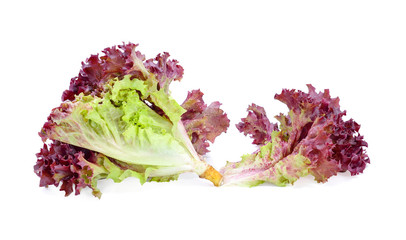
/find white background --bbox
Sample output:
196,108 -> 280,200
1,0 -> 405,239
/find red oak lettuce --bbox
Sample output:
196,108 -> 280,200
221,85 -> 369,186
35,43 -> 229,197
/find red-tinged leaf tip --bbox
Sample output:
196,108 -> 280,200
181,89 -> 206,120
331,118 -> 370,175
62,42 -> 183,101
274,84 -> 342,120
144,52 -> 184,92
236,104 -> 278,146
34,141 -> 100,197
39,102 -> 76,142
181,89 -> 230,155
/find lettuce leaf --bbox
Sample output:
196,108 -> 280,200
42,74 -> 221,186
34,141 -> 145,198
236,104 -> 278,146
181,89 -> 230,155
221,85 -> 369,186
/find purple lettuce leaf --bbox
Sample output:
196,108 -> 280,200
236,104 -> 278,145
34,140 -> 148,198
144,52 -> 184,93
34,141 -> 104,198
181,89 -> 230,155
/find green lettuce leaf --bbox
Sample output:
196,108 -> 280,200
41,74 -> 222,186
